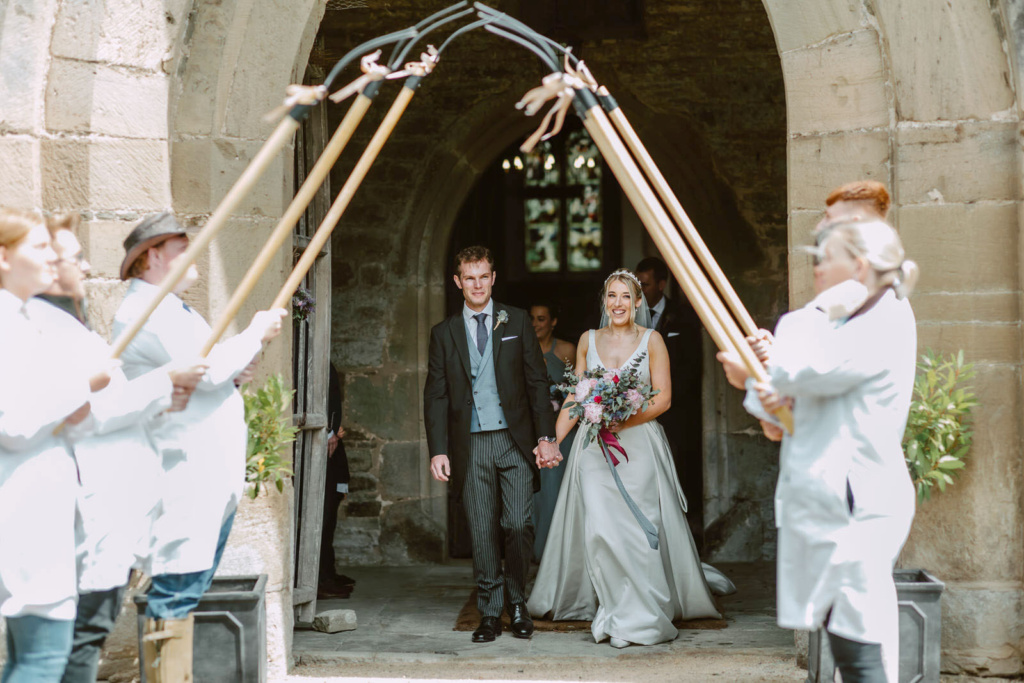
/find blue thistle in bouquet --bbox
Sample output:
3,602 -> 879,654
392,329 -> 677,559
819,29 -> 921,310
558,352 -> 660,463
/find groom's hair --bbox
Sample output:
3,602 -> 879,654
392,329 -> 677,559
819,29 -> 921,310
453,245 -> 494,277
635,256 -> 668,283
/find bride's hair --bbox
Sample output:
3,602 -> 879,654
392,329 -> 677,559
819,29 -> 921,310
602,269 -> 643,333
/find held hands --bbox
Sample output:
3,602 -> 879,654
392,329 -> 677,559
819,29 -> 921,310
430,454 -> 451,482
533,440 -> 562,469
755,382 -> 793,414
248,308 -> 288,344
65,401 -> 92,425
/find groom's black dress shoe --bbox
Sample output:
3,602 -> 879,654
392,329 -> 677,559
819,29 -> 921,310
472,616 -> 502,643
508,603 -> 534,639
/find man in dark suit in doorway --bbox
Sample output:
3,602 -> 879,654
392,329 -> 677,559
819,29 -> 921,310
636,256 -> 705,545
424,246 -> 559,643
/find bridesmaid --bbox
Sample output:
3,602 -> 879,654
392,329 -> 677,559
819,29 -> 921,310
529,301 -> 576,559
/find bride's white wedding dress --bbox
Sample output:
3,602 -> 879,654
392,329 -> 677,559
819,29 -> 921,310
527,328 -> 722,645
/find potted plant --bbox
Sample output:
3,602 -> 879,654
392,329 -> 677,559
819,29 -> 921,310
809,350 -> 977,683
243,373 -> 297,498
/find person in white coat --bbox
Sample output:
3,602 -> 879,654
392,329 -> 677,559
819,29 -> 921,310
31,215 -> 208,683
719,219 -> 919,683
0,208 -> 114,682
112,212 -> 285,680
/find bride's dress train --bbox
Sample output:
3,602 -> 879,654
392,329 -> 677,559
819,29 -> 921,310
527,329 -> 725,645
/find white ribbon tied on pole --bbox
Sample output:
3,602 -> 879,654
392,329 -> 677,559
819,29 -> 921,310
385,44 -> 440,80
262,84 -> 329,123
329,50 -> 392,104
515,70 -> 584,153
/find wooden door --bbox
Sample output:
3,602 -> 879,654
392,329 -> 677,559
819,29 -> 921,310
290,65 -> 332,623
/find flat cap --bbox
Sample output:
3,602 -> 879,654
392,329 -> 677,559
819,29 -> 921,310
120,212 -> 187,280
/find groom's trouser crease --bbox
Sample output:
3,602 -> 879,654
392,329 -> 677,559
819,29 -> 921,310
463,429 -> 535,618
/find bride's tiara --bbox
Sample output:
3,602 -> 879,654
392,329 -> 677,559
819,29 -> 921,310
604,268 -> 642,290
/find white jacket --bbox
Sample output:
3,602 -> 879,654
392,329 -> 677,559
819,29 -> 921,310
0,291 -> 91,620
27,299 -> 175,593
113,279 -> 262,576
765,288 -> 916,683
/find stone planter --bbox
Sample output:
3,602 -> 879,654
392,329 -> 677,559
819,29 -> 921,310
135,574 -> 268,683
807,569 -> 945,683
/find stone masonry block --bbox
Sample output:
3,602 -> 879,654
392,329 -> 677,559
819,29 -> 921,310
896,203 -> 1018,295
41,138 -> 171,211
345,372 -> 421,442
912,292 -> 1019,324
939,584 -> 1023,676
171,138 -> 288,217
917,322 -> 1020,365
82,279 -> 129,342
873,0 -> 1014,121
782,30 -> 889,135
0,137 -> 41,208
46,58 -> 168,138
379,442 -> 422,501
899,365 -> 1023,582
895,122 -> 1019,205
787,131 -> 889,211
79,220 -> 137,280
762,0 -> 862,54
312,609 -> 357,633
0,0 -> 54,132
51,0 -> 173,70
787,210 -> 818,309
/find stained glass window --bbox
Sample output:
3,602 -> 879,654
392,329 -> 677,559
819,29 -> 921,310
506,128 -> 605,275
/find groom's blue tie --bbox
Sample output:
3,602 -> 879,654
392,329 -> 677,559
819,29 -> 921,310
473,313 -> 488,356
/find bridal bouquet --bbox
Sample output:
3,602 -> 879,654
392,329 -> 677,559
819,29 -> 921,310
559,352 -> 662,550
559,352 -> 659,464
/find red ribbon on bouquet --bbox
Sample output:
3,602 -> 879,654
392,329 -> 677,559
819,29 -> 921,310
599,428 -> 628,466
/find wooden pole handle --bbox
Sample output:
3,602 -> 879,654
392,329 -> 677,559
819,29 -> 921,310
271,85 -> 418,311
109,115 -> 302,359
583,107 -> 794,434
199,94 -> 374,357
606,107 -> 760,338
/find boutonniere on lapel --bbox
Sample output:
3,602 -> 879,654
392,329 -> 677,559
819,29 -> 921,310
494,309 -> 509,331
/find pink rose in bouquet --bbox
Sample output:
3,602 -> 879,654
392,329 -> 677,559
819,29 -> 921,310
557,352 -> 660,461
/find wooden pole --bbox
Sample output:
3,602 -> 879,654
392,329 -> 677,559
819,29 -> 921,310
604,102 -> 760,338
581,102 -> 794,433
271,83 -> 419,311
109,114 -> 303,359
199,93 -> 375,357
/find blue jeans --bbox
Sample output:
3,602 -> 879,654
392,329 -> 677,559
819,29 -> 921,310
2,615 -> 74,683
145,511 -> 236,619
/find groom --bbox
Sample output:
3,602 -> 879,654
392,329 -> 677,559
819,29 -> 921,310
424,245 -> 559,643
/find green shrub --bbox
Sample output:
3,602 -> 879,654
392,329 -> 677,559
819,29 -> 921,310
243,373 -> 297,498
903,350 -> 977,504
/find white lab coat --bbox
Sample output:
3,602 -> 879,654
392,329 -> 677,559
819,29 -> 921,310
0,291 -> 91,620
27,299 -> 175,593
763,288 -> 916,683
113,279 -> 262,576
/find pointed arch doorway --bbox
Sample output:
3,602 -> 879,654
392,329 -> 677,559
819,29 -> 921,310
443,120 -> 707,557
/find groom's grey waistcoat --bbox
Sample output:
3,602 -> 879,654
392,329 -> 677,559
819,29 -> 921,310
466,323 -> 507,432
423,303 -> 556,499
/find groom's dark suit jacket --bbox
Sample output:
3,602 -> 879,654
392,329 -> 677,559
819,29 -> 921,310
424,302 -> 556,499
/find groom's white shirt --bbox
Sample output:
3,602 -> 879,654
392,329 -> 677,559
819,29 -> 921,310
462,298 -> 494,343
650,296 -> 666,329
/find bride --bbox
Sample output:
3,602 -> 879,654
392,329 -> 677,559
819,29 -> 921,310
527,268 -> 724,648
